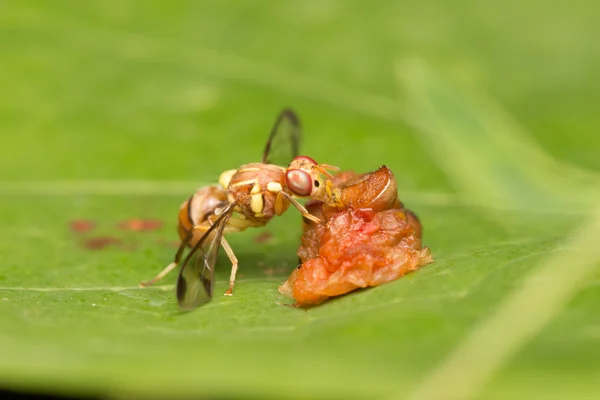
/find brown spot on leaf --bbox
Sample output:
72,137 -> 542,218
69,220 -> 96,233
118,219 -> 163,232
82,236 -> 121,250
253,231 -> 273,244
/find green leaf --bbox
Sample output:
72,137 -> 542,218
1,1 -> 600,399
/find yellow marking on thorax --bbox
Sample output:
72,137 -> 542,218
250,193 -> 264,214
230,179 -> 256,188
250,183 -> 261,194
267,181 -> 282,193
219,169 -> 238,189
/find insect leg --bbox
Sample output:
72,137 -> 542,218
139,225 -> 205,287
220,236 -> 239,296
280,191 -> 322,224
139,262 -> 179,287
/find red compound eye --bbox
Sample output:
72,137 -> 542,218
292,155 -> 317,165
286,169 -> 313,197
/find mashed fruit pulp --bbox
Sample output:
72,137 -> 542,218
279,207 -> 432,306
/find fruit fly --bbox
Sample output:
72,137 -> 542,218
140,109 -> 339,310
297,166 -> 423,236
279,166 -> 433,306
282,157 -> 415,224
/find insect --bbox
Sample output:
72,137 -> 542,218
279,166 -> 433,306
298,166 -> 423,236
140,109 -> 340,310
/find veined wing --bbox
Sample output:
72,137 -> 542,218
176,201 -> 236,310
262,108 -> 301,166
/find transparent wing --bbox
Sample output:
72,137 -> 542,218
176,201 -> 236,310
262,108 -> 301,166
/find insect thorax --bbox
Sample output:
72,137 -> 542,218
228,163 -> 288,221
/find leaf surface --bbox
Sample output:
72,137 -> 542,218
1,1 -> 599,399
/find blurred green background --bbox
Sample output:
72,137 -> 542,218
1,1 -> 599,399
